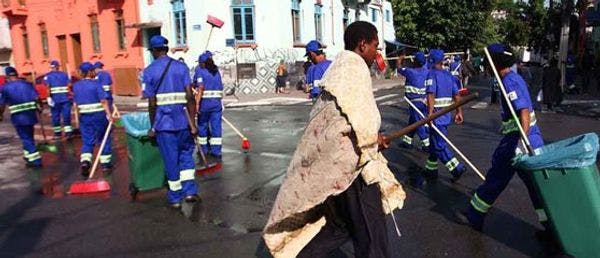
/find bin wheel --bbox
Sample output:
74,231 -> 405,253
129,183 -> 139,202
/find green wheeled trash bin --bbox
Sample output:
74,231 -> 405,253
514,133 -> 600,258
121,112 -> 166,199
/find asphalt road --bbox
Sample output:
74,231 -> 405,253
1,78 -> 599,257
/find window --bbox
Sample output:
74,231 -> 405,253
22,27 -> 30,59
291,0 -> 301,43
172,0 -> 187,46
115,10 -> 126,50
385,9 -> 391,22
314,4 -> 323,41
343,8 -> 349,32
231,0 -> 254,42
90,15 -> 101,53
371,8 -> 377,22
40,23 -> 49,57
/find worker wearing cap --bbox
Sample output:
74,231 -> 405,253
305,40 -> 332,102
44,60 -> 73,140
143,35 -> 199,209
423,49 -> 467,182
194,51 -> 223,160
396,51 -> 430,152
94,61 -> 114,108
565,53 -> 577,94
0,67 -> 42,167
72,62 -> 113,176
456,44 -> 549,236
449,55 -> 463,89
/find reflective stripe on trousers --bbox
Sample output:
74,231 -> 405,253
156,92 -> 187,106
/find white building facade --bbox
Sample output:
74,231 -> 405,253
136,0 -> 395,94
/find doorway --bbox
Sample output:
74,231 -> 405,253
57,35 -> 68,72
70,34 -> 83,69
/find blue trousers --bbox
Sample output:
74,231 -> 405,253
51,101 -> 73,136
197,109 -> 222,156
15,125 -> 41,165
79,113 -> 111,166
402,100 -> 429,147
425,124 -> 464,172
156,130 -> 198,204
467,133 -> 547,226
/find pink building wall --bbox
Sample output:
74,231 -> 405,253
2,0 -> 144,95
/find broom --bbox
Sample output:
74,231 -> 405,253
222,116 -> 250,152
68,119 -> 112,194
205,15 -> 225,51
183,106 -> 221,174
36,107 -> 58,153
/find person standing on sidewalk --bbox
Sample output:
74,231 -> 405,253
143,35 -> 199,209
455,44 -> 552,240
305,40 -> 332,102
581,50 -> 595,94
275,60 -> 288,94
542,59 -> 561,113
194,51 -> 223,161
263,21 -> 404,258
72,62 -> 114,176
422,49 -> 467,183
44,60 -> 73,140
396,51 -> 430,152
0,67 -> 42,168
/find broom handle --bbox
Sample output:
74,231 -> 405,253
204,26 -> 214,53
89,119 -> 113,179
183,106 -> 208,165
37,110 -> 49,142
483,48 -> 535,155
404,96 -> 485,180
222,116 -> 245,139
387,93 -> 478,142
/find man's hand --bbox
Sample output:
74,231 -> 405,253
106,114 -> 114,124
190,125 -> 198,136
378,134 -> 390,151
147,128 -> 156,138
454,112 -> 464,125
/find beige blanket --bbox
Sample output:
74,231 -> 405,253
263,50 -> 405,258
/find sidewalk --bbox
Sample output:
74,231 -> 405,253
113,78 -> 402,109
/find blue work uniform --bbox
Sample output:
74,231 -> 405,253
193,67 -> 223,157
0,80 -> 42,166
72,79 -> 112,167
44,70 -> 72,137
449,61 -> 463,88
466,71 -> 547,227
95,70 -> 114,107
565,55 -> 576,88
423,68 -> 465,175
398,66 -> 430,148
306,60 -> 332,99
143,56 -> 197,204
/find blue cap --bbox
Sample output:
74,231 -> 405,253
487,43 -> 505,54
4,66 -> 17,76
149,35 -> 169,49
414,51 -> 426,65
429,49 -> 445,64
50,60 -> 60,67
305,40 -> 323,57
79,62 -> 95,73
94,61 -> 104,69
198,51 -> 213,63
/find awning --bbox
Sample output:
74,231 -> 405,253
125,22 -> 162,29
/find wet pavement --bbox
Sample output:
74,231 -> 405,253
1,79 -> 599,257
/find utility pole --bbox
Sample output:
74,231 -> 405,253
558,0 -> 574,92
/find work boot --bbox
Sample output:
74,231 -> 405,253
421,145 -> 430,153
101,163 -> 113,174
450,166 -> 467,183
168,202 -> 182,210
452,208 -> 483,231
80,161 -> 91,178
422,169 -> 438,181
184,194 -> 200,203
398,142 -> 412,149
